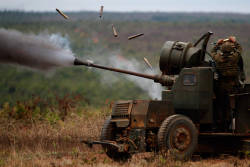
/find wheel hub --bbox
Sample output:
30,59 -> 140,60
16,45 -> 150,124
173,126 -> 191,151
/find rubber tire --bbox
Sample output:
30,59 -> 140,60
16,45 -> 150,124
157,114 -> 198,161
100,116 -> 131,162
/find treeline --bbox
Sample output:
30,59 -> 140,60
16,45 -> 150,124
1,11 -> 250,24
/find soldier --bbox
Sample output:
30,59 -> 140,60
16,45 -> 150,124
211,36 -> 245,131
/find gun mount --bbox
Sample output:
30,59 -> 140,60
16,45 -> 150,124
79,32 -> 250,161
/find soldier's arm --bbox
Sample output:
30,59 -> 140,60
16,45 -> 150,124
211,45 -> 219,59
234,41 -> 243,67
234,42 -> 242,54
238,55 -> 246,82
235,41 -> 245,81
211,39 -> 224,59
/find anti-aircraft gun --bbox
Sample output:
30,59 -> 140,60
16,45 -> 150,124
76,32 -> 250,161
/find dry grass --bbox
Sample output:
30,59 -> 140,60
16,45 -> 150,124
1,151 -> 249,167
0,107 -> 248,167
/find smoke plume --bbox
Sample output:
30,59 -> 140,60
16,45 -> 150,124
0,29 -> 74,70
107,55 -> 162,99
87,51 -> 162,99
0,28 -> 161,99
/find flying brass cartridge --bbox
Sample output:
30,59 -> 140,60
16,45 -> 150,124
143,57 -> 153,70
128,33 -> 144,40
112,24 -> 118,37
99,6 -> 104,18
56,8 -> 69,19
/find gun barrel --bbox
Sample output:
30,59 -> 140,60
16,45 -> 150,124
74,58 -> 156,80
74,58 -> 174,86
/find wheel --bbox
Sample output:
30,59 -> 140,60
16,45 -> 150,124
100,116 -> 131,161
157,114 -> 198,160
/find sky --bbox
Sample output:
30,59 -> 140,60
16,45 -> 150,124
0,0 -> 250,13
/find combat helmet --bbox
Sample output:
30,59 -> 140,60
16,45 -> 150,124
217,36 -> 237,53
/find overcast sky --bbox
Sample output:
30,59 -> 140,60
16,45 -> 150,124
0,0 -> 249,13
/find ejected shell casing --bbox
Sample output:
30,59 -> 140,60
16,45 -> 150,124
143,57 -> 153,70
112,24 -> 118,37
128,33 -> 144,40
56,8 -> 69,19
99,6 -> 104,18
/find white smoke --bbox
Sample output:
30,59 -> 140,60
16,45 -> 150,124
87,52 -> 162,100
107,55 -> 162,99
48,33 -> 71,50
0,28 -> 162,99
0,29 -> 74,71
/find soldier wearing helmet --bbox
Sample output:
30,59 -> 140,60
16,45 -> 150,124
211,36 -> 245,131
212,36 -> 245,88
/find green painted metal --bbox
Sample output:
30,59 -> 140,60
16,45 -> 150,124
159,41 -> 201,75
172,67 -> 214,123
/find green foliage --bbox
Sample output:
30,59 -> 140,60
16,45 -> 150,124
0,94 -> 86,123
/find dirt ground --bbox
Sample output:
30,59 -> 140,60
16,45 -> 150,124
0,111 -> 248,167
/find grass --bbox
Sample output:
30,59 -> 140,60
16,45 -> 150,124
0,99 -> 249,166
1,151 -> 249,167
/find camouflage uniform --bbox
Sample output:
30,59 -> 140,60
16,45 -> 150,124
211,37 -> 245,130
211,37 -> 244,91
